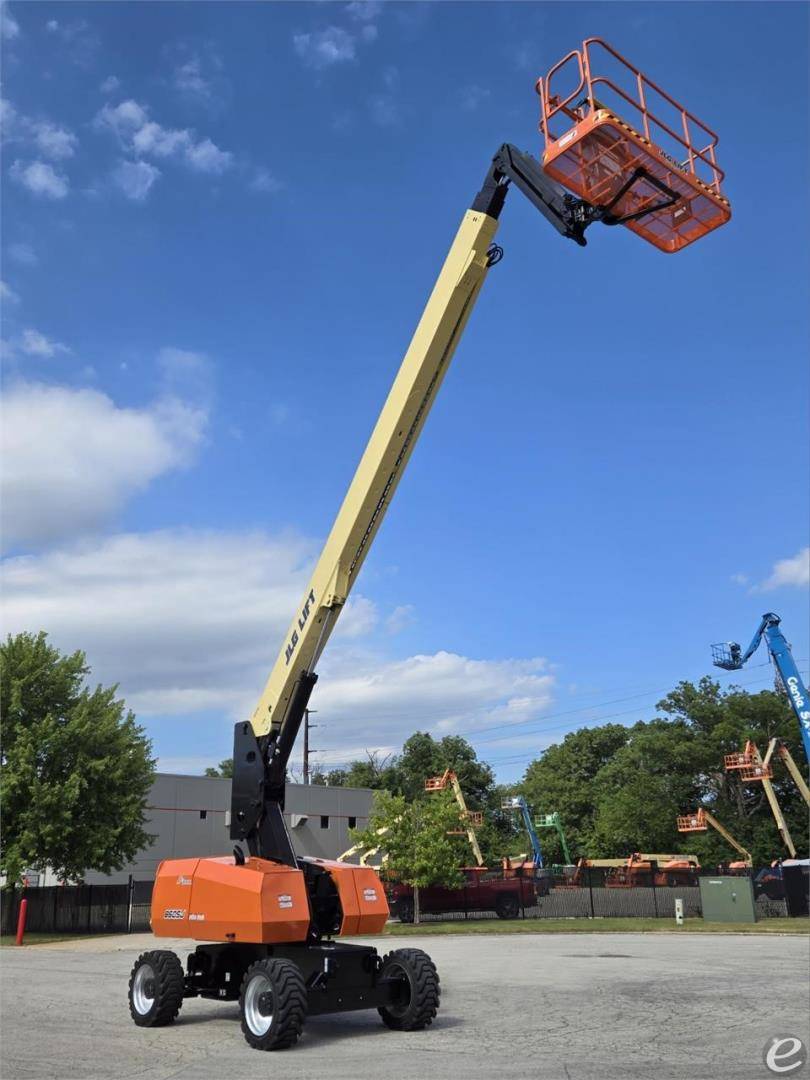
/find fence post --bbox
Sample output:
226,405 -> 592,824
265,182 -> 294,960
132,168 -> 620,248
87,884 -> 93,934
587,867 -> 595,918
127,876 -> 134,933
53,887 -> 58,932
16,898 -> 28,945
651,862 -> 659,918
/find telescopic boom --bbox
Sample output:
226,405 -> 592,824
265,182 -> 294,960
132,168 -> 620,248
228,145 -> 639,865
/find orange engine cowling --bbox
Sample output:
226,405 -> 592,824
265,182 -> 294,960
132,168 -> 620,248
151,855 -> 388,944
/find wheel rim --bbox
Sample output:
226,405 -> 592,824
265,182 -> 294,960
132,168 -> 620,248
244,973 -> 274,1036
385,962 -> 412,1017
132,963 -> 156,1015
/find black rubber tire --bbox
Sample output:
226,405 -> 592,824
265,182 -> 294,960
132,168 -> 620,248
128,950 -> 184,1027
378,948 -> 440,1031
239,958 -> 307,1051
495,893 -> 520,919
397,897 -> 415,923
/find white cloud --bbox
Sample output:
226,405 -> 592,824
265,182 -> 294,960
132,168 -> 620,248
0,527 -> 555,762
460,84 -> 491,112
9,159 -> 68,199
1,1 -> 19,40
174,55 -> 210,101
340,596 -> 379,639
18,328 -> 70,357
96,99 -> 148,138
369,94 -> 401,127
132,120 -> 189,158
317,650 -> 554,743
32,121 -> 77,160
368,67 -> 403,127
42,17 -> 98,66
113,159 -> 161,201
184,137 -> 232,174
293,27 -> 356,68
157,346 -> 213,404
249,167 -> 282,194
7,242 -> 38,266
1,97 -> 16,131
386,604 -> 415,635
0,529 -> 316,712
96,99 -> 232,176
1,279 -> 20,304
756,547 -> 810,591
345,1 -> 382,21
100,75 -> 121,94
0,381 -> 207,549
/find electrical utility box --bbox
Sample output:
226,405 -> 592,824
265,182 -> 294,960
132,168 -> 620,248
699,875 -> 757,923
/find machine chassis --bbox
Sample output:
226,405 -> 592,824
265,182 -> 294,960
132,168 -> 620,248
183,939 -> 401,1016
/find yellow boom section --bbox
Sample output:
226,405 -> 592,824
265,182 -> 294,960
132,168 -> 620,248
251,209 -> 499,737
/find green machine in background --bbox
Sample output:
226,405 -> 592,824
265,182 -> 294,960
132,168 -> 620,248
699,875 -> 758,924
535,812 -> 573,870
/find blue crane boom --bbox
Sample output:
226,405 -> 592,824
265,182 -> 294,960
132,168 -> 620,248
712,612 -> 810,765
502,796 -> 544,868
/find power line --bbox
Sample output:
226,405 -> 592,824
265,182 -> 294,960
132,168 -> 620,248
478,670 -> 810,770
308,667 -> 809,776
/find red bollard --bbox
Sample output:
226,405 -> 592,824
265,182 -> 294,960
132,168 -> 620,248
15,897 -> 28,946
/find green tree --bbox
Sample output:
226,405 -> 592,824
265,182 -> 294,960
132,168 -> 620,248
313,752 -> 396,790
350,789 -> 465,923
390,732 -> 495,805
587,718 -> 704,856
1,632 -> 155,884
649,678 -> 807,865
204,758 -> 234,778
522,680 -> 807,866
521,724 -> 630,861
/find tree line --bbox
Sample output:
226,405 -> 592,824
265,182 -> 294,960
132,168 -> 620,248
2,630 -> 805,886
315,679 -> 808,867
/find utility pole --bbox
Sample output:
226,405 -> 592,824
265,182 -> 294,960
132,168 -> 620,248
303,709 -> 318,784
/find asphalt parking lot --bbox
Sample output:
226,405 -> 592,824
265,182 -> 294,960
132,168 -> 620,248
1,931 -> 808,1080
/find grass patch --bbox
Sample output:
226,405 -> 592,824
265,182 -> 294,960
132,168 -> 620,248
385,916 -> 809,936
0,932 -> 118,947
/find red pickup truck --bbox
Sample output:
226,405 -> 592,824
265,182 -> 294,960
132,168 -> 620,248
387,868 -> 547,922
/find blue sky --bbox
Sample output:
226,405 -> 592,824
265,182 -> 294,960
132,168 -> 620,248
2,1 -> 808,783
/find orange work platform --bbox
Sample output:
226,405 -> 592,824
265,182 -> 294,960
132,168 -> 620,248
677,811 -> 708,833
536,38 -> 730,253
739,762 -> 774,782
725,750 -> 754,770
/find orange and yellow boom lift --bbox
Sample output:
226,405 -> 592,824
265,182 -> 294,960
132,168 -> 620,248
426,770 -> 485,866
128,38 -> 730,1052
677,809 -> 752,868
725,739 -> 808,858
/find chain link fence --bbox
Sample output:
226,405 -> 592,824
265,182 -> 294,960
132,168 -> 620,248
387,864 -> 806,923
1,864 -> 805,934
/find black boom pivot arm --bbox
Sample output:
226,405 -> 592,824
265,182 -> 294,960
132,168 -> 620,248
230,671 -> 318,866
473,143 -> 680,244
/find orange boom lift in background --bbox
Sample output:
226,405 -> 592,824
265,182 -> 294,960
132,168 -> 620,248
127,38 -> 730,1052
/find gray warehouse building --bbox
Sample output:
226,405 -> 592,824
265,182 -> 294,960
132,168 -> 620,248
83,774 -> 374,885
